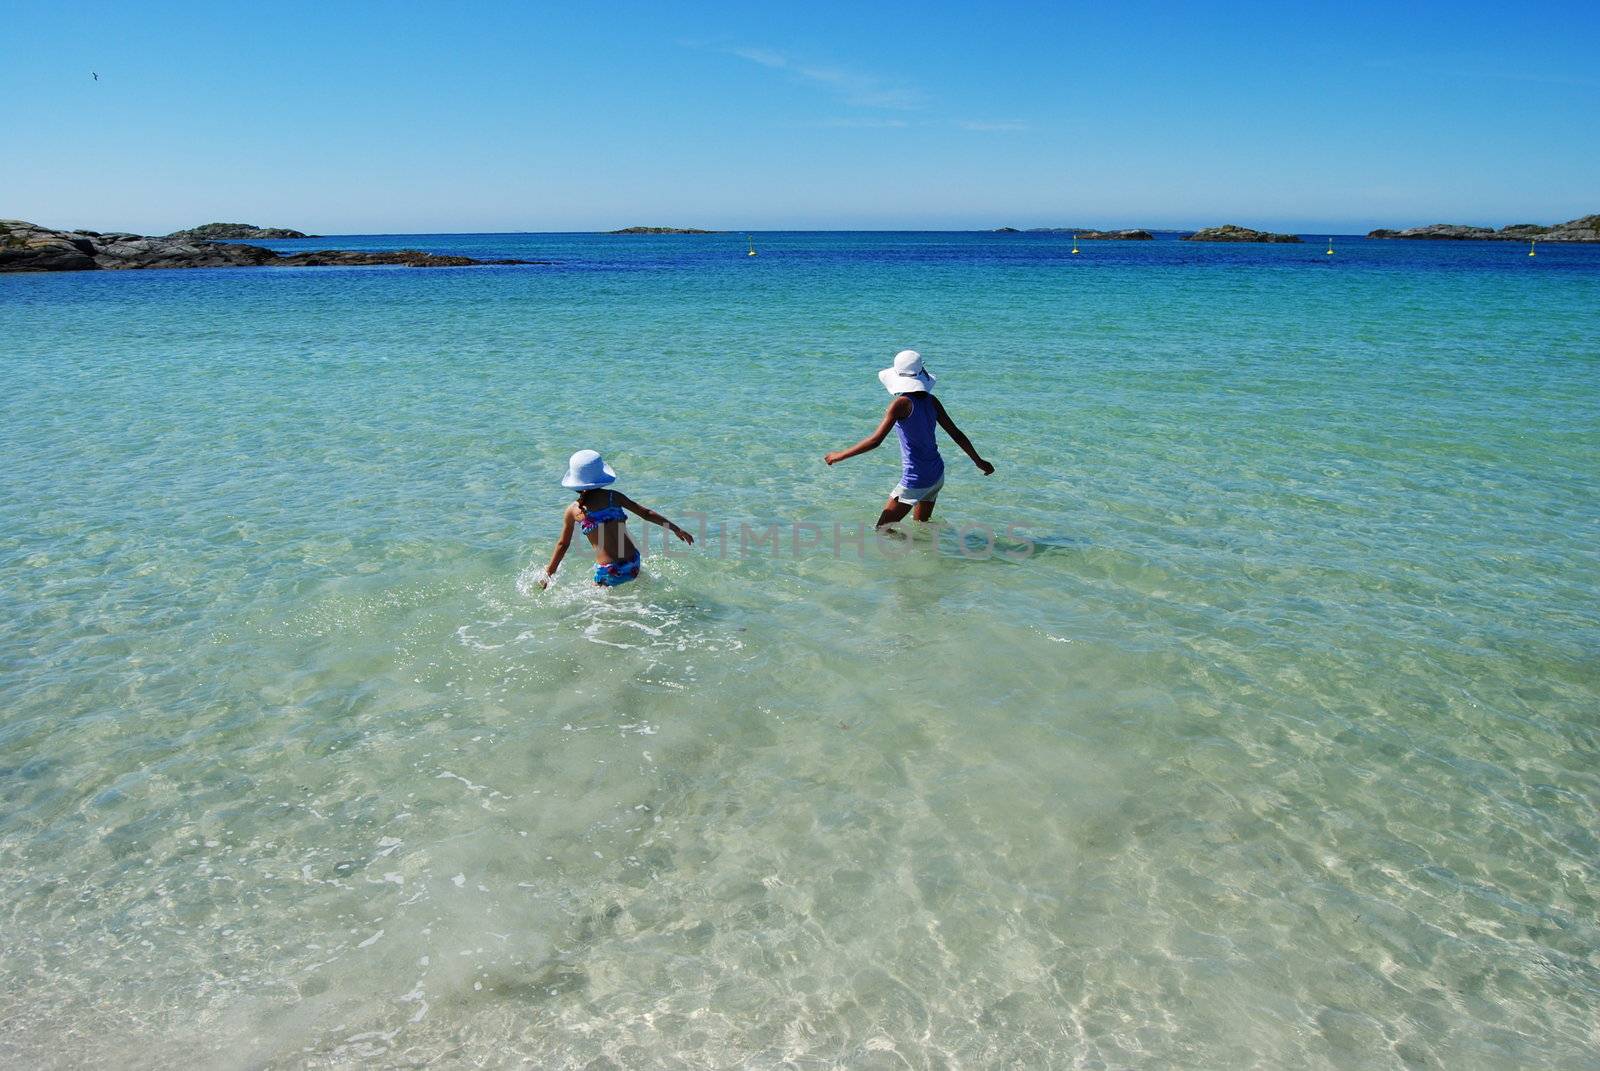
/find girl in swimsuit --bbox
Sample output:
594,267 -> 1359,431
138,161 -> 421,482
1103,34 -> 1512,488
539,450 -> 694,589
824,350 -> 994,528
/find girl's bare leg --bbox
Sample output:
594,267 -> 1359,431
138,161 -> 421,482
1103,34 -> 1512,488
874,496 -> 913,530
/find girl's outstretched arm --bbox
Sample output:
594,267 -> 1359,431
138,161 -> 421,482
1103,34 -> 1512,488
930,396 -> 995,475
824,397 -> 911,465
617,494 -> 695,544
539,506 -> 577,588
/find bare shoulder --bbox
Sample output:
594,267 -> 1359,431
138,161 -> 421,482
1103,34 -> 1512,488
887,395 -> 914,418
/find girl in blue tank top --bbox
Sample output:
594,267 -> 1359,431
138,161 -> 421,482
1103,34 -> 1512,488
824,350 -> 994,529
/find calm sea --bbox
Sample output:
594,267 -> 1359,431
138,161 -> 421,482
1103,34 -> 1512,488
2,232 -> 1597,1068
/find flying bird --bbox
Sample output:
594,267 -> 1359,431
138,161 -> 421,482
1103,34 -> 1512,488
92,72 -> 98,80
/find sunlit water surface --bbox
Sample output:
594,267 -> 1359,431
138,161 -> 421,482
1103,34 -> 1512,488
2,233 -> 1598,1068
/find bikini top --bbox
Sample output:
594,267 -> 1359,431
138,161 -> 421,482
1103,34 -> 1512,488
577,491 -> 627,534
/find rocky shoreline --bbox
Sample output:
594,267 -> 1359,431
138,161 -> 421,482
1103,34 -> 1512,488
0,220 -> 545,273
1183,225 -> 1301,243
1366,214 -> 1599,242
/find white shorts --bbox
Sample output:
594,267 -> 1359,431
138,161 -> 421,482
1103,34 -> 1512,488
891,476 -> 944,504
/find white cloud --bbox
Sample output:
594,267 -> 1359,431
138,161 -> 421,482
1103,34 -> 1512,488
705,44 -> 1030,132
726,46 -> 926,110
802,117 -> 912,129
730,47 -> 789,69
955,119 -> 1028,132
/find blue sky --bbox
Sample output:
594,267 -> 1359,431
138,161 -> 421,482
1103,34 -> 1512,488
6,1 -> 1597,233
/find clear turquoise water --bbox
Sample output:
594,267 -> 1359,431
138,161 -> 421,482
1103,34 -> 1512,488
2,233 -> 1597,1069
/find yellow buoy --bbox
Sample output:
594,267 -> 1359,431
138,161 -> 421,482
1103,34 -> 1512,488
1528,240 -> 1536,257
1326,238 -> 1334,255
1071,234 -> 1080,254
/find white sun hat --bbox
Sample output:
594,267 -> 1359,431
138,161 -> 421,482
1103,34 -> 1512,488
877,349 -> 937,394
560,449 -> 617,490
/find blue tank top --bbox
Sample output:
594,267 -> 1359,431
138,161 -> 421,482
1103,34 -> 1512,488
894,393 -> 944,488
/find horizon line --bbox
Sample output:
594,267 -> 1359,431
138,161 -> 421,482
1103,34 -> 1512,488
41,225 -> 1582,238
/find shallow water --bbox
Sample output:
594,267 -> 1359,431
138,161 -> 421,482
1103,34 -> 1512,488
2,233 -> 1598,1068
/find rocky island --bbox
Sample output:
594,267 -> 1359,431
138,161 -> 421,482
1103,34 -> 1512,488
1056,228 -> 1154,240
607,226 -> 719,234
1366,214 -> 1599,242
1183,225 -> 1302,243
994,227 -> 1155,239
167,222 -> 318,240
0,220 -> 544,272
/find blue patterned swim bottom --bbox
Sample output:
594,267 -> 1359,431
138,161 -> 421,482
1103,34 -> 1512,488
593,552 -> 641,587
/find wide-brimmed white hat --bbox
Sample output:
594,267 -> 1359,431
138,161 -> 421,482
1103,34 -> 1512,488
560,449 -> 617,490
878,349 -> 936,394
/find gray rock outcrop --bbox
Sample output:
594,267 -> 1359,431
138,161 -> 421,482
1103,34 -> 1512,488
0,220 -> 544,272
1366,214 -> 1599,242
167,223 -> 317,240
1183,225 -> 1302,243
1064,229 -> 1155,240
994,227 -> 1155,239
607,226 -> 718,234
